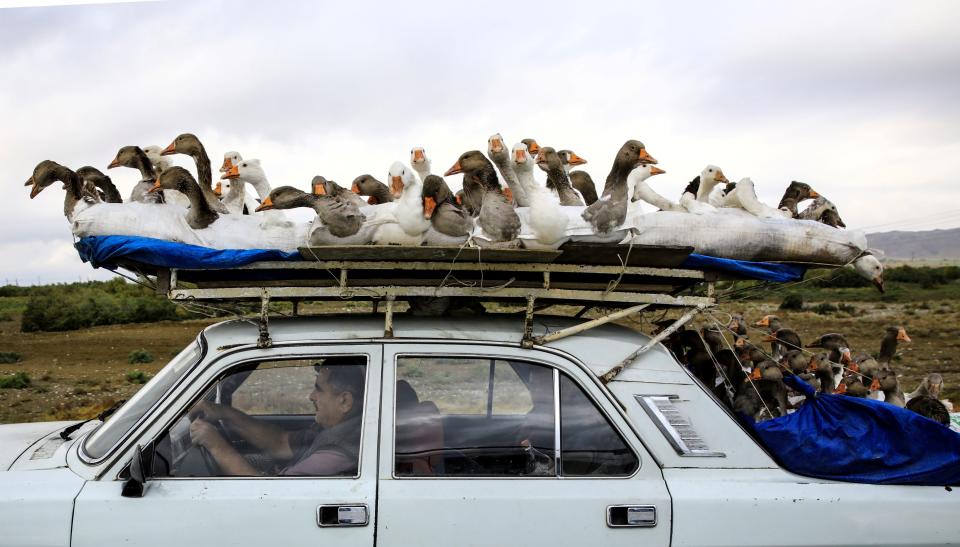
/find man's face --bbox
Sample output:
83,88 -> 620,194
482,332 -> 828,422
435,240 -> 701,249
308,368 -> 353,428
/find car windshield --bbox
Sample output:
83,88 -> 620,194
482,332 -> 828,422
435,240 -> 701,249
82,341 -> 202,461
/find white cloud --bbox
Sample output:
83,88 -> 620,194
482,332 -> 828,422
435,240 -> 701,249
1,0 -> 959,283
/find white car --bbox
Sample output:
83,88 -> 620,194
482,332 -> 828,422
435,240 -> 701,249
1,315 -> 957,546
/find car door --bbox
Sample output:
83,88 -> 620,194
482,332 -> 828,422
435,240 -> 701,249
376,343 -> 672,547
72,345 -> 381,547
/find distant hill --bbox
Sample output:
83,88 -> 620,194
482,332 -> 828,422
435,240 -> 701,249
867,228 -> 960,261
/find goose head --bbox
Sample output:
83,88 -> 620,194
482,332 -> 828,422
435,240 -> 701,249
853,253 -> 884,292
421,175 -> 454,219
445,150 -> 496,184
614,140 -> 657,171
627,164 -> 666,201
75,166 -> 110,189
388,161 -> 419,198
161,133 -> 203,156
534,146 -> 563,171
221,158 -> 268,195
255,186 -> 313,212
697,165 -> 728,198
311,175 -> 331,195
25,160 -> 73,199
557,149 -> 587,174
141,145 -> 171,173
520,138 -> 540,155
150,166 -> 199,196
783,181 -> 819,201
108,145 -> 155,177
487,133 -> 511,166
220,151 -> 243,173
511,143 -> 535,176
410,147 -> 431,172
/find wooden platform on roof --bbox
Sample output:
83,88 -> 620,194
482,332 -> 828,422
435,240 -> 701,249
132,242 -> 717,309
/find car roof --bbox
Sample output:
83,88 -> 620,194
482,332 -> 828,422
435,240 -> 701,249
202,314 -> 691,385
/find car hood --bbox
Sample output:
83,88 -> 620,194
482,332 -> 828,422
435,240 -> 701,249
0,421 -> 79,471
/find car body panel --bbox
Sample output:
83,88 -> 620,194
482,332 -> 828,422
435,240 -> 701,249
0,468 -> 84,547
0,421 -> 75,470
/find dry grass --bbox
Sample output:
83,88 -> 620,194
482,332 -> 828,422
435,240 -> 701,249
1,297 -> 958,424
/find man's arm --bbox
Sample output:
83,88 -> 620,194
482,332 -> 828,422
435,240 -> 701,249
191,401 -> 293,460
190,419 -> 260,476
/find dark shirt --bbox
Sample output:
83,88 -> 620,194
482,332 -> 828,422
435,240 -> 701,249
282,415 -> 362,476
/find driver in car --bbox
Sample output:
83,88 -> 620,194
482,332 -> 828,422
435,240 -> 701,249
188,358 -> 365,476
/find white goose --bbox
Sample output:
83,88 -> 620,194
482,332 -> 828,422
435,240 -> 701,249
722,177 -> 792,219
220,151 -> 243,174
369,162 -> 428,245
680,166 -> 727,215
629,165 -> 680,212
511,143 -> 569,249
221,159 -> 293,227
410,147 -> 431,183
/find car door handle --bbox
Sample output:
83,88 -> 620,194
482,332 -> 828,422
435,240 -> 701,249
317,504 -> 369,527
607,505 -> 657,527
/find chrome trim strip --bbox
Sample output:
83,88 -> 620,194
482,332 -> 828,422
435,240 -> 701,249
553,368 -> 561,477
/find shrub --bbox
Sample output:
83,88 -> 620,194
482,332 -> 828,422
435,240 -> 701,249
126,370 -> 150,384
128,349 -> 154,364
838,303 -> 857,314
814,302 -> 838,315
20,278 -> 183,333
0,371 -> 30,389
0,351 -> 22,364
779,294 -> 804,310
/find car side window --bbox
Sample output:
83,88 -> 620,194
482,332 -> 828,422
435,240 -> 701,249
394,356 -> 637,478
153,356 -> 367,479
559,374 -> 638,476
395,357 -> 555,477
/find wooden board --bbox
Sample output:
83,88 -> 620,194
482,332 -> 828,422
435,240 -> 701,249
298,245 -> 562,263
555,242 -> 694,268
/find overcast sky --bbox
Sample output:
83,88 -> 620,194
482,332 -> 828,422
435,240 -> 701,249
1,0 -> 959,284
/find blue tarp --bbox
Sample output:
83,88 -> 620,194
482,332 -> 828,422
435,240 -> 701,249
75,235 -> 302,270
743,375 -> 960,486
75,235 -> 805,282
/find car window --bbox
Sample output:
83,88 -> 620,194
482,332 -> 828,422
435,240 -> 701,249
84,342 -> 202,461
395,355 -> 637,478
153,355 -> 367,478
559,374 -> 638,476
395,357 -> 554,477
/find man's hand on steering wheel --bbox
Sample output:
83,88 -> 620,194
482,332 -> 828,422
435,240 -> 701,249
189,418 -> 228,451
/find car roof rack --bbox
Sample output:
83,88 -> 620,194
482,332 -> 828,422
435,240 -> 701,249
123,243 -> 730,383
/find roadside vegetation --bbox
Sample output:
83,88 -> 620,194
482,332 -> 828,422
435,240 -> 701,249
0,265 -> 958,423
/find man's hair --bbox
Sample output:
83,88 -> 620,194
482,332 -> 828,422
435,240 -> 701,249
315,357 -> 366,417
905,395 -> 950,426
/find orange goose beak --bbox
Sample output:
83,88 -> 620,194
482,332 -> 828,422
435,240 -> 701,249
160,142 -> 177,156
213,182 -> 223,197
897,328 -> 911,342
535,151 -> 547,165
222,165 -> 239,179
107,157 -> 121,169
313,183 -> 326,196
147,180 -> 162,194
715,170 -> 729,184
808,189 -> 820,199
351,183 -> 362,194
755,316 -> 770,327
526,141 -> 540,154
490,137 -> 504,153
423,196 -> 437,219
255,197 -> 274,212
567,152 -> 587,166
763,334 -> 777,342
220,158 -> 233,172
413,148 -> 425,162
444,161 -> 463,177
514,149 -> 526,163
502,187 -> 514,204
872,276 -> 885,293
650,166 -> 666,176
390,175 -> 403,197
750,368 -> 762,381
836,382 -> 847,394
455,193 -> 463,205
638,148 -> 658,165
869,377 -> 881,391
734,337 -> 746,348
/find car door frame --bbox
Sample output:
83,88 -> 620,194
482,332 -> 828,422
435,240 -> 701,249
70,341 -> 383,547
375,341 -> 672,547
